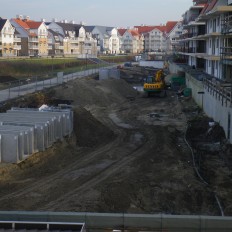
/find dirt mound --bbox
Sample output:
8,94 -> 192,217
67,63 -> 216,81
0,75 -> 17,83
56,78 -> 138,107
186,117 -> 226,143
73,106 -> 115,147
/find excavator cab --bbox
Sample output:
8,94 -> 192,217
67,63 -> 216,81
143,69 -> 166,97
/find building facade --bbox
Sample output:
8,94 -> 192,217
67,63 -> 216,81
0,18 -> 21,57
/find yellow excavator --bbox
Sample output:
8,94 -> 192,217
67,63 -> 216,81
143,69 -> 167,97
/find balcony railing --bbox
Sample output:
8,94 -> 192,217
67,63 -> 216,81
55,45 -> 64,49
220,47 -> 232,59
29,45 -> 39,49
29,38 -> 39,42
47,39 -> 53,44
69,39 -> 79,43
14,38 -> 21,43
14,45 -> 21,50
70,45 -> 79,49
48,45 -> 52,50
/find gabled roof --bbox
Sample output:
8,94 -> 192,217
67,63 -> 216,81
134,26 -> 157,34
26,21 -> 42,29
166,21 -> 178,33
89,25 -> 115,35
12,18 -> 43,30
204,0 -> 218,13
56,22 -> 82,36
118,28 -> 127,36
84,26 -> 95,33
0,18 -> 7,31
128,29 -> 140,37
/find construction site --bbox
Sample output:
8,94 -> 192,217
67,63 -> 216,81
0,64 -> 231,231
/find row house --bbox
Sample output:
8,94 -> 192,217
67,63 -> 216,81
84,26 -> 120,54
0,17 -> 21,57
118,28 -> 144,54
11,16 -> 51,56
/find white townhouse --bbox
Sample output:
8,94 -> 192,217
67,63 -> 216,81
0,18 -> 21,57
85,26 -> 120,54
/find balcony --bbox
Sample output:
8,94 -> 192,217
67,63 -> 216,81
0,45 -> 2,49
29,38 -> 39,42
14,45 -> 21,50
55,44 -> 64,49
69,39 -> 79,43
47,39 -> 53,44
48,45 -> 52,50
29,45 -> 39,49
221,47 -> 232,60
14,38 -> 21,43
70,45 -> 79,49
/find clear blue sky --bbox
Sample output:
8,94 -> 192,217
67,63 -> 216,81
2,0 -> 192,27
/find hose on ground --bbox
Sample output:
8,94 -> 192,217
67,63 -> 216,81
184,123 -> 224,216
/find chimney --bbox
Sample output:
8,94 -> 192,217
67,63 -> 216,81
41,18 -> 46,22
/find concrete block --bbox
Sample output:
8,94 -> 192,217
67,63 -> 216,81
0,134 -> 19,163
0,125 -> 34,155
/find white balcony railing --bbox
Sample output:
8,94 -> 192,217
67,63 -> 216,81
29,45 -> 39,49
48,45 -> 53,50
29,38 -> 39,42
69,39 -> 79,43
47,39 -> 53,44
70,45 -> 79,49
14,45 -> 21,50
13,38 -> 21,43
55,45 -> 64,49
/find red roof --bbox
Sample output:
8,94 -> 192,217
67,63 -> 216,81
166,21 -> 178,33
118,28 -> 127,36
13,18 -> 42,30
128,29 -> 140,37
25,21 -> 42,29
204,0 -> 218,13
134,26 -> 157,34
13,18 -> 30,30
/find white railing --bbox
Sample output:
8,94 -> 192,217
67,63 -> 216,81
204,78 -> 232,107
29,38 -> 39,42
14,45 -> 21,50
29,45 -> 39,49
14,38 -> 21,43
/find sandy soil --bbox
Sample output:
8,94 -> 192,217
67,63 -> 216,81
0,73 -> 231,215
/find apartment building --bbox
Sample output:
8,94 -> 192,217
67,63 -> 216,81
11,16 -> 51,56
179,0 -> 232,82
48,21 -> 97,57
166,21 -> 183,53
85,26 -> 120,54
179,1 -> 208,70
135,22 -> 180,54
118,28 -> 144,54
0,17 -> 21,57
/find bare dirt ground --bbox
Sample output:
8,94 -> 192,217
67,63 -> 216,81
0,72 -> 232,215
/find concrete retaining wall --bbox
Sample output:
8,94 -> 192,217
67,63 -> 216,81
169,62 -> 232,144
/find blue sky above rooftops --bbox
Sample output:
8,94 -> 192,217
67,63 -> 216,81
2,0 -> 192,27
